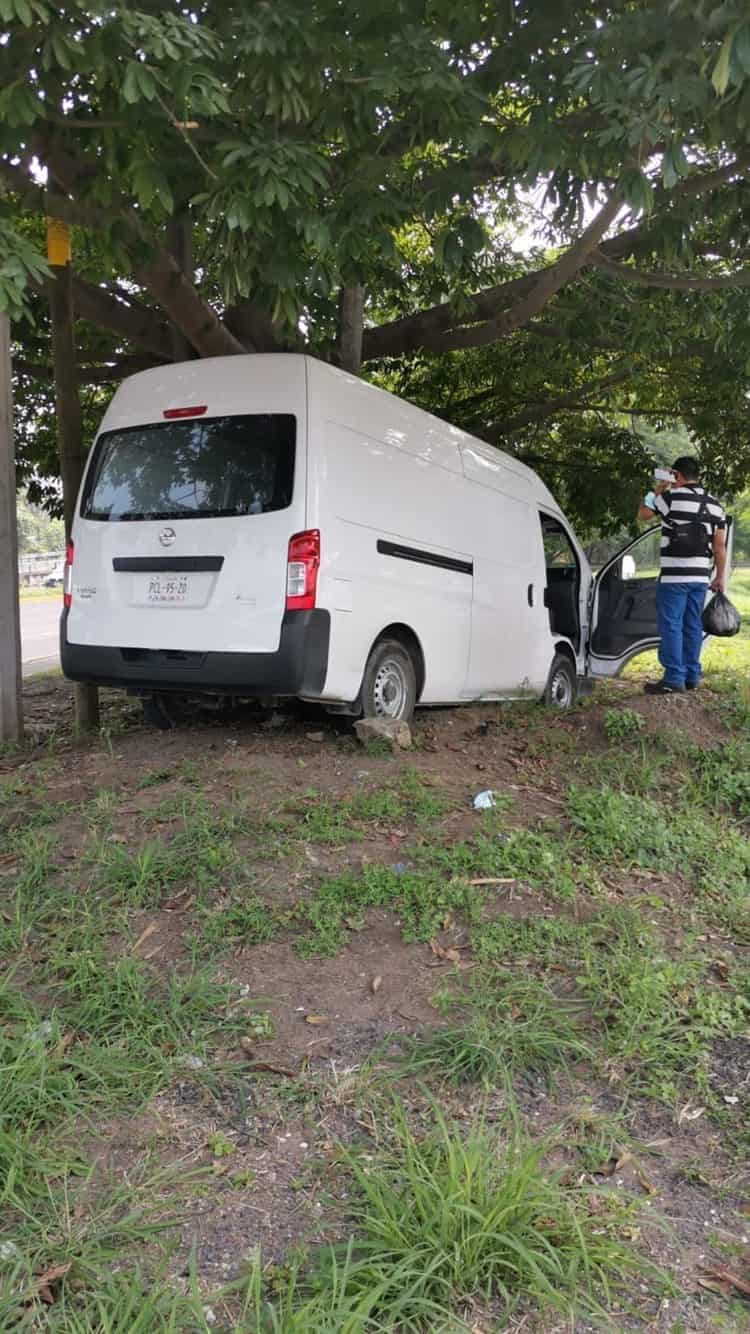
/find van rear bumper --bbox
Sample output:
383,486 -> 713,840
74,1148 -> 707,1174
60,609 -> 330,697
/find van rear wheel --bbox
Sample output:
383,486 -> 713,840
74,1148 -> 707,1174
544,653 -> 578,711
361,640 -> 417,723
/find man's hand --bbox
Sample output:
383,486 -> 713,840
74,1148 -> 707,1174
654,479 -> 671,495
711,528 -> 728,594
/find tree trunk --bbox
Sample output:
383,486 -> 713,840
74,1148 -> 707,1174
338,285 -> 364,373
0,313 -> 23,743
48,261 -> 100,733
166,215 -> 194,362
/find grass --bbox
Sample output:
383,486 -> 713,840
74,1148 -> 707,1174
2,645 -> 749,1328
272,767 -> 448,846
328,1101 -> 661,1325
395,973 -> 591,1085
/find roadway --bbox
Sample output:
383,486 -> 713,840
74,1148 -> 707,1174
20,596 -> 61,677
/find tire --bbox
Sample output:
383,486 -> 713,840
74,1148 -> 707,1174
360,639 -> 417,723
544,653 -> 578,711
142,693 -> 177,731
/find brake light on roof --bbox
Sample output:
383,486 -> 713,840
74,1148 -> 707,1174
63,541 -> 74,609
162,405 -> 208,419
286,530 -> 320,611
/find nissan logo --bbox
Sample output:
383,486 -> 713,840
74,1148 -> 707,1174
159,527 -> 176,547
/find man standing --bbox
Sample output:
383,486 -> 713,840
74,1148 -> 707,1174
638,456 -> 727,695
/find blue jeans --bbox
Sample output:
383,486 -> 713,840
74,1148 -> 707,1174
657,582 -> 706,687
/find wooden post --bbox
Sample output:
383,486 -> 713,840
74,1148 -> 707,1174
0,313 -> 23,743
47,217 -> 100,732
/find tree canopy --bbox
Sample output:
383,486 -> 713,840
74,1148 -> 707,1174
3,0 -> 750,528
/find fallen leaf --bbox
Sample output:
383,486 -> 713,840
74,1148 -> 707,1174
711,958 -> 731,982
107,833 -> 127,845
163,889 -> 192,910
344,916 -> 365,932
131,921 -> 159,953
636,1168 -> 658,1196
371,975 -> 383,994
699,1266 -> 750,1298
239,1036 -> 256,1056
429,940 -> 461,962
244,1061 -> 297,1077
678,1103 -> 706,1125
304,1014 -> 328,1026
53,1031 -> 75,1060
35,1262 -> 71,1303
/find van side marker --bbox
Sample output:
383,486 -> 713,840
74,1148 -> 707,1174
376,539 -> 473,577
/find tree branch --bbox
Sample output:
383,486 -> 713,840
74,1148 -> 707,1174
72,276 -> 174,361
591,252 -> 750,291
486,368 -> 634,438
14,355 -> 166,385
362,154 -> 750,362
2,156 -> 246,359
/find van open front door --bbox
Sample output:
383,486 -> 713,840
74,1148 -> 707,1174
588,519 -> 734,678
587,526 -> 662,677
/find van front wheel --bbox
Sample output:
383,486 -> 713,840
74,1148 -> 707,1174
361,640 -> 417,723
544,654 -> 578,711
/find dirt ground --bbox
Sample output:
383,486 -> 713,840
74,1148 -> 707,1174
3,675 -> 749,1331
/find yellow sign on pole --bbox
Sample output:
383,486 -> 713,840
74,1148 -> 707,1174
46,217 -> 71,266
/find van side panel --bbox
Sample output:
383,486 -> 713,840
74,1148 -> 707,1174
306,361 -> 472,704
66,356 -> 308,657
460,445 -> 552,694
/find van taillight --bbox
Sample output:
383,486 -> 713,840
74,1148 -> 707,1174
63,541 -> 74,609
286,530 -> 320,611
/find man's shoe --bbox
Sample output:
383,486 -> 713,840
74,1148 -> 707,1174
685,680 -> 701,691
644,680 -> 686,695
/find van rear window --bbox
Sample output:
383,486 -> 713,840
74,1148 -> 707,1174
81,414 -> 295,521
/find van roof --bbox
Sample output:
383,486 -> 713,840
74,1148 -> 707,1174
100,353 -> 561,512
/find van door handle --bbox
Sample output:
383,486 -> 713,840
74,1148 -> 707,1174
527,583 -> 534,607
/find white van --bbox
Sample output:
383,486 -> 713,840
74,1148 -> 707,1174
61,353 -> 670,725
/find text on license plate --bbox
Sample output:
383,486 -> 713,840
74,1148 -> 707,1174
147,576 -> 189,603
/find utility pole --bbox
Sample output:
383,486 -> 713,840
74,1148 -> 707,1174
0,312 -> 23,743
47,213 -> 100,732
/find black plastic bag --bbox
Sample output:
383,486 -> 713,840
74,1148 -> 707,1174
701,591 -> 742,638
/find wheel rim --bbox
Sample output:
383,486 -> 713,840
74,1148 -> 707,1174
373,657 -> 408,718
549,668 -> 573,709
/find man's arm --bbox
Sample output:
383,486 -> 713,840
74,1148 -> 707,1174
710,527 -> 728,593
637,480 -> 670,522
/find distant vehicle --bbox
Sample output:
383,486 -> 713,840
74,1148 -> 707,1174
59,353 -> 732,727
43,565 -> 65,588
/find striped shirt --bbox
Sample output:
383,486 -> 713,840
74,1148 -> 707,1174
653,485 -> 726,584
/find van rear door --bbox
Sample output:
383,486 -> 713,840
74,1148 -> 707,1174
68,410 -> 302,655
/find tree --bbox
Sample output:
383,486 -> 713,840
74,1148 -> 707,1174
3,0 -> 750,531
16,491 -> 64,554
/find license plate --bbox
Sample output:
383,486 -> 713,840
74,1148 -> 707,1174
146,575 -> 190,604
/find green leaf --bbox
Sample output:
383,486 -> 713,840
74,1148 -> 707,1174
712,28 -> 735,96
733,22 -> 750,77
135,64 -> 157,101
122,63 -> 142,105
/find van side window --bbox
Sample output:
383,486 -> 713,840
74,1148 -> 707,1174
539,514 -> 580,645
